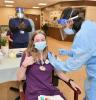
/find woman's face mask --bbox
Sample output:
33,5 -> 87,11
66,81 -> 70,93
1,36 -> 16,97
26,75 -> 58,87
34,41 -> 47,51
34,34 -> 47,52
64,27 -> 75,35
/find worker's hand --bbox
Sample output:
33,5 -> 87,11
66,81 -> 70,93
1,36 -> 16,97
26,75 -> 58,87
62,19 -> 73,30
18,22 -> 26,30
22,54 -> 35,68
59,48 -> 67,56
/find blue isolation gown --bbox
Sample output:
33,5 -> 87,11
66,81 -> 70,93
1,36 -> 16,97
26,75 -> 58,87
48,20 -> 96,100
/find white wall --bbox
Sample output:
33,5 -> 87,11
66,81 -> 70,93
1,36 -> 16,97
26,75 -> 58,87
85,6 -> 96,22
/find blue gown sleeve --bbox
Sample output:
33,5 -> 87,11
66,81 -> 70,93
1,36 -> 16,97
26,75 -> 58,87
48,20 -> 94,72
48,50 -> 91,72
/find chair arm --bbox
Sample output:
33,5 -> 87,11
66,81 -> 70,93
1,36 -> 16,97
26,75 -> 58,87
61,79 -> 81,94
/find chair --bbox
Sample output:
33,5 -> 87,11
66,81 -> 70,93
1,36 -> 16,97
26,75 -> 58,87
19,74 -> 81,100
10,80 -> 25,100
52,75 -> 81,100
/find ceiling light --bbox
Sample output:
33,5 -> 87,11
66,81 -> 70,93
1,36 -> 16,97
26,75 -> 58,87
5,5 -> 13,7
38,3 -> 47,6
4,0 -> 15,3
32,6 -> 40,9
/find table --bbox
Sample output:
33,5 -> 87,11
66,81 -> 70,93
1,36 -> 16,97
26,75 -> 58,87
0,48 -> 25,83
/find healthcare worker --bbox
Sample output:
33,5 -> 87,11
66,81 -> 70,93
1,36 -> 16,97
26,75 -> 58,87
48,7 -> 96,100
9,7 -> 32,48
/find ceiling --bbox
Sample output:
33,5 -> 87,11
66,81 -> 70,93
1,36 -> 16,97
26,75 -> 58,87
0,0 -> 85,9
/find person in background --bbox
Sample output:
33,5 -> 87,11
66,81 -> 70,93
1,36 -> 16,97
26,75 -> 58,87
17,30 -> 81,100
9,7 -> 32,48
6,30 -> 13,49
42,20 -> 49,35
48,7 -> 96,100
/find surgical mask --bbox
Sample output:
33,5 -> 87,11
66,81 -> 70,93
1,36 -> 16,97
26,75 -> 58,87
34,41 -> 47,51
64,27 -> 75,35
17,13 -> 24,18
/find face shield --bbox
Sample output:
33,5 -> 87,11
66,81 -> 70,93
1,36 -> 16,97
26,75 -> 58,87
16,7 -> 24,19
17,13 -> 24,19
58,7 -> 84,34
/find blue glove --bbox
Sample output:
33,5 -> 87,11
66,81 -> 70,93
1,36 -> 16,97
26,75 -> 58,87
58,19 -> 67,25
59,49 -> 74,57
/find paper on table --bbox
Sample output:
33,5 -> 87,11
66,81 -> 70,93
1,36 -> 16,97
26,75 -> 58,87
38,95 -> 64,100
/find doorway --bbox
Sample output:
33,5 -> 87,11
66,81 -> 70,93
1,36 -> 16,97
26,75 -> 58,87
25,14 -> 40,30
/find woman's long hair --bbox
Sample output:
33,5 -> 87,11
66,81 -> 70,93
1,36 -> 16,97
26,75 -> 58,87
26,30 -> 48,62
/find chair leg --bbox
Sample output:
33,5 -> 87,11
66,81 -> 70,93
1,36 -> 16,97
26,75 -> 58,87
19,81 -> 26,100
74,91 -> 78,100
20,92 -> 26,100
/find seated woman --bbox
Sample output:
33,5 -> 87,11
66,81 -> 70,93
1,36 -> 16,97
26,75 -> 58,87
17,30 -> 81,100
